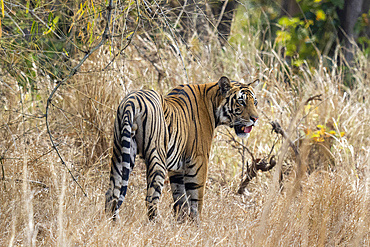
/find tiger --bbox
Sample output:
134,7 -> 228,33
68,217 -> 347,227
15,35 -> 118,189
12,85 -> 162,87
105,76 -> 259,221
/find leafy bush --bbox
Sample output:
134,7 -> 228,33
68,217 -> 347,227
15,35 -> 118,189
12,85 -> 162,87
274,0 -> 343,66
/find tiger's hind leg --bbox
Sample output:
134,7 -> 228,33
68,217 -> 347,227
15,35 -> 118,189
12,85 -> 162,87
145,147 -> 167,221
168,170 -> 190,221
142,113 -> 168,220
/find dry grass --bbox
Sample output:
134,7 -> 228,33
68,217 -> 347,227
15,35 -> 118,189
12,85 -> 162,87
1,9 -> 370,246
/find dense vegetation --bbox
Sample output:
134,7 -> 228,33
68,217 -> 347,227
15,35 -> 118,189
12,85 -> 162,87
1,0 -> 369,245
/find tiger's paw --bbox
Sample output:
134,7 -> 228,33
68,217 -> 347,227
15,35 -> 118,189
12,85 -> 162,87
147,205 -> 159,221
105,189 -> 118,218
173,204 -> 190,223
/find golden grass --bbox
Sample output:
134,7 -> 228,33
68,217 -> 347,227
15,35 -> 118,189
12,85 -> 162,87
1,12 -> 370,246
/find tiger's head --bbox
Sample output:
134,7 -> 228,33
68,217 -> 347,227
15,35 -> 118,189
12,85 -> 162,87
217,76 -> 259,138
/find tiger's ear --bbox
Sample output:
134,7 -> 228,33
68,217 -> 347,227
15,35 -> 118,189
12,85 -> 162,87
218,76 -> 231,97
247,79 -> 259,88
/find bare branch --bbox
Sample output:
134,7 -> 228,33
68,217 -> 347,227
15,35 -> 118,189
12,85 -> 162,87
103,0 -> 141,71
45,0 -> 116,197
3,9 -> 25,37
238,156 -> 277,194
213,0 -> 228,33
270,120 -> 299,157
152,0 -> 189,84
304,94 -> 322,105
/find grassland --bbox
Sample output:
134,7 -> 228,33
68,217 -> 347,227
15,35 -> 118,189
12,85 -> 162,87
1,5 -> 370,246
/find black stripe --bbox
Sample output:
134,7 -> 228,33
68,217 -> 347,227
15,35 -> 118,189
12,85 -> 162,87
185,182 -> 203,190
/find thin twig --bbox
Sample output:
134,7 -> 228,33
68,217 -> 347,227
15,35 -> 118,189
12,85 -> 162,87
174,0 -> 188,29
213,0 -> 228,33
1,157 -> 5,189
133,43 -> 165,83
3,9 -> 25,37
270,121 -> 299,157
14,178 -> 48,188
153,0 -> 189,84
222,128 -> 254,160
103,0 -> 141,71
297,94 -> 325,126
45,0 -> 115,197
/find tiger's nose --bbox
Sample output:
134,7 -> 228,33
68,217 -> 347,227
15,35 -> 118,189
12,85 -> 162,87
250,115 -> 258,123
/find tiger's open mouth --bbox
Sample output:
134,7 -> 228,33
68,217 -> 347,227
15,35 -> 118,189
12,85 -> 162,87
234,123 -> 254,138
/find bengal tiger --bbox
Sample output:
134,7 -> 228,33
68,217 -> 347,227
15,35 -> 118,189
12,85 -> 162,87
105,76 -> 259,221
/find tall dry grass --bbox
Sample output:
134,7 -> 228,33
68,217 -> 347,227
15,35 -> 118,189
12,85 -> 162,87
1,6 -> 370,247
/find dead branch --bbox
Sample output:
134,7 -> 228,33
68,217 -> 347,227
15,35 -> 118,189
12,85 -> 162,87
237,156 -> 277,194
237,119 -> 304,194
219,126 -> 279,195
270,120 -> 299,157
304,94 -> 322,105
235,129 -> 278,194
133,43 -> 165,84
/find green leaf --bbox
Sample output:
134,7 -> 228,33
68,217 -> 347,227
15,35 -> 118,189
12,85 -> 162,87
276,30 -> 291,43
330,0 -> 344,9
278,16 -> 301,28
26,0 -> 30,13
30,21 -> 38,40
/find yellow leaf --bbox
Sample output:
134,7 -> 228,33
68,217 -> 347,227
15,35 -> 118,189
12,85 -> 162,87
314,0 -> 321,2
43,29 -> 52,35
313,137 -> 325,142
76,3 -> 83,16
262,81 -> 267,91
68,22 -> 75,33
293,59 -> 304,67
91,0 -> 96,17
311,131 -> 321,138
126,31 -> 134,39
329,130 -> 336,135
305,20 -> 314,29
317,124 -> 325,129
63,48 -> 69,57
340,132 -> 345,137
24,92 -> 30,101
316,9 -> 326,21
1,0 -> 4,18
270,100 -> 274,119
276,30 -> 291,43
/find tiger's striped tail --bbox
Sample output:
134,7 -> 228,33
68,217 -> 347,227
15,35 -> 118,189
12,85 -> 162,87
105,101 -> 137,219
